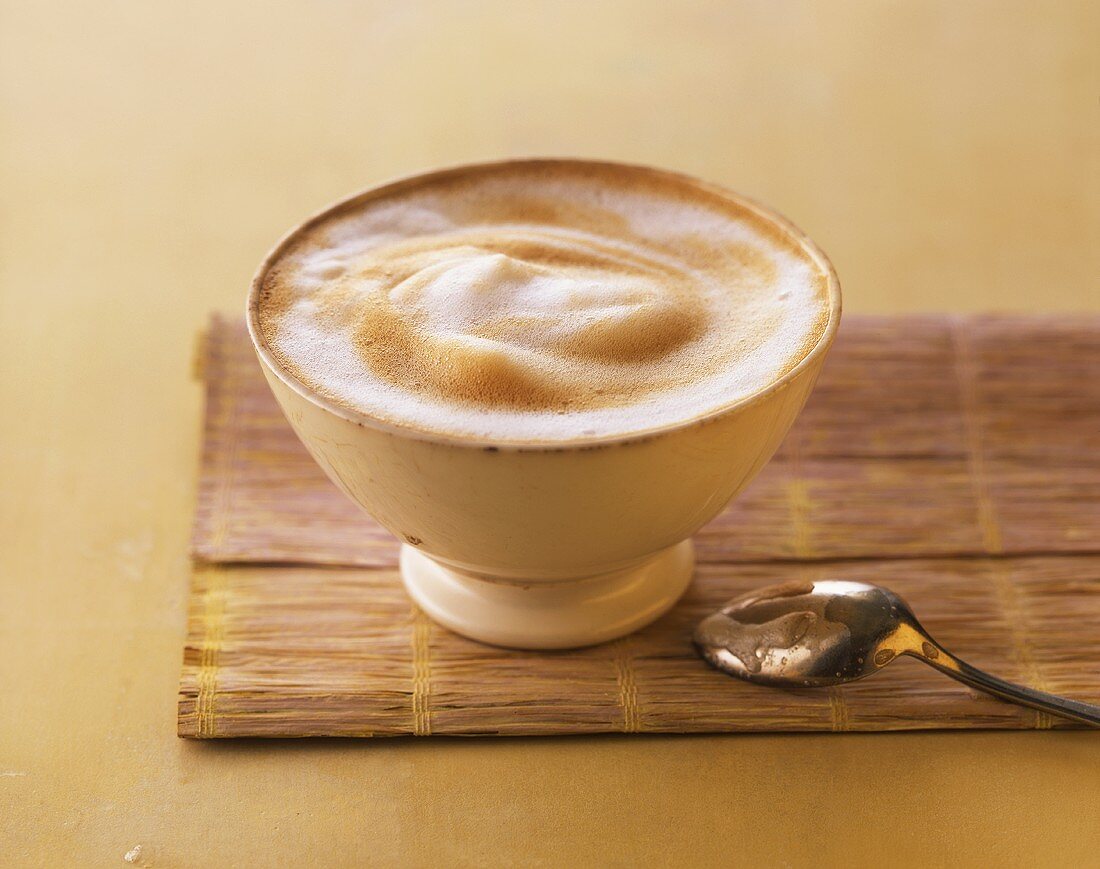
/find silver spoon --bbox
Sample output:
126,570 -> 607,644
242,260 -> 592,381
693,578 -> 1100,727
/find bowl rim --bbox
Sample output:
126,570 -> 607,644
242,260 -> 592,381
246,157 -> 842,451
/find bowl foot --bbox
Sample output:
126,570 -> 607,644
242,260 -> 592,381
399,541 -> 695,649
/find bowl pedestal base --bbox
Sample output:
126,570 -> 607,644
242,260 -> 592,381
399,540 -> 695,650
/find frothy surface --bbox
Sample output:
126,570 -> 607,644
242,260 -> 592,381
256,161 -> 833,442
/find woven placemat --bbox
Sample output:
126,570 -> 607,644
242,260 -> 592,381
179,315 -> 1100,737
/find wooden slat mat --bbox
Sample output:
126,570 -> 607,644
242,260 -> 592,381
180,315 -> 1100,737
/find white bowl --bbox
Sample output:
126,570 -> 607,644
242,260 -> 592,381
247,159 -> 841,649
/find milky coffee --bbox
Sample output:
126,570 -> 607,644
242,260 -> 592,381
255,160 -> 833,442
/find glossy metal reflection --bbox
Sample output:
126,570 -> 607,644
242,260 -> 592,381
693,579 -> 1100,727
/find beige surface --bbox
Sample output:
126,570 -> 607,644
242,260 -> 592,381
1,1 -> 1098,865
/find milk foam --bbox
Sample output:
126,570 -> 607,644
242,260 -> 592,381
257,162 -> 832,442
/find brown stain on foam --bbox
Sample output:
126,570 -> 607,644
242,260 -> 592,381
353,295 -> 577,411
549,297 -> 705,366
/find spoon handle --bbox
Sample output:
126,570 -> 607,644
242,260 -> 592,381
909,643 -> 1100,727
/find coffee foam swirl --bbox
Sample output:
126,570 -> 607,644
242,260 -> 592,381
257,162 -> 833,442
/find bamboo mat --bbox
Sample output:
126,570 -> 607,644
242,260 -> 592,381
180,315 -> 1100,737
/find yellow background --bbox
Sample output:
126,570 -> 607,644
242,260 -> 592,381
2,1 -> 1098,865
